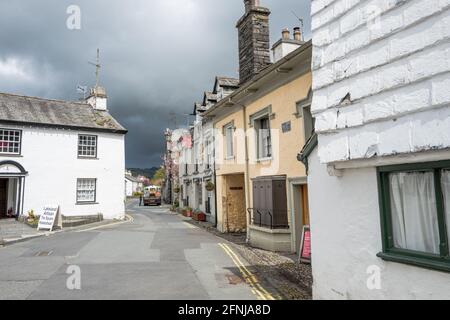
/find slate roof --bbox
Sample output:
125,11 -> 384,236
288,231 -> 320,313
125,174 -> 140,183
203,92 -> 217,103
215,77 -> 240,88
0,92 -> 127,134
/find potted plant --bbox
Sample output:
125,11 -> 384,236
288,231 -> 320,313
192,209 -> 206,222
205,181 -> 215,192
173,186 -> 180,194
183,207 -> 193,218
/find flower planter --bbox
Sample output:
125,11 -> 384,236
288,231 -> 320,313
192,212 -> 206,222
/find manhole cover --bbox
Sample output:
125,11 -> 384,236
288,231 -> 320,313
35,251 -> 53,257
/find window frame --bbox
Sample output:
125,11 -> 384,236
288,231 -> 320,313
76,178 -> 97,204
78,134 -> 98,159
223,122 -> 235,160
377,160 -> 450,273
0,128 -> 22,156
296,89 -> 315,142
249,106 -> 273,161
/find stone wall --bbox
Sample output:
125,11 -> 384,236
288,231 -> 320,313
237,6 -> 271,84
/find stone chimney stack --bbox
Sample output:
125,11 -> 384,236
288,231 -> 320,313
237,0 -> 271,85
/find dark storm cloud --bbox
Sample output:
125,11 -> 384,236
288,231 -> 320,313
0,0 -> 311,168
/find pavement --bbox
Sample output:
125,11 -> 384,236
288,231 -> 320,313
0,200 -> 275,300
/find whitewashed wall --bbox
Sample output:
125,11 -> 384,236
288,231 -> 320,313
311,0 -> 450,163
308,148 -> 450,300
0,124 -> 125,220
309,0 -> 450,300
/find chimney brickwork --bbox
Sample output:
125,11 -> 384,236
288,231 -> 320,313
237,0 -> 271,85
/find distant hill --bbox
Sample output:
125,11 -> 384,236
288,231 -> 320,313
127,167 -> 159,179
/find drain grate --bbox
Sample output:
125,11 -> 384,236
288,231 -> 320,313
35,251 -> 53,257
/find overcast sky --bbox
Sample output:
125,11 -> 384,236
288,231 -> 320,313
0,0 -> 311,168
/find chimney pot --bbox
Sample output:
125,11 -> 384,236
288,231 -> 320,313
282,28 -> 290,40
293,27 -> 302,41
244,0 -> 260,12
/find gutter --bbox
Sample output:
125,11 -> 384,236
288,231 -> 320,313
203,40 -> 312,118
297,133 -> 318,174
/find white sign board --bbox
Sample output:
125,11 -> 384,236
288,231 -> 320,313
37,205 -> 60,231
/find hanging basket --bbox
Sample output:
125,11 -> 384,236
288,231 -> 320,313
205,181 -> 215,192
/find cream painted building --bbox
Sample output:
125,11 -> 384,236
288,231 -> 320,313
204,0 -> 312,252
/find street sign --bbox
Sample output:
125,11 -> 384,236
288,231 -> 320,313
299,225 -> 311,264
37,205 -> 60,231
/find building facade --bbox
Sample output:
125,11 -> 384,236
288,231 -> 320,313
308,0 -> 450,299
203,0 -> 312,253
0,87 -> 127,221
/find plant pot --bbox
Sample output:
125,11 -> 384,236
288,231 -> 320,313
193,212 -> 206,222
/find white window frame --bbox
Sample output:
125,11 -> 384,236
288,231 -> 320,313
78,134 -> 98,158
0,129 -> 22,155
224,122 -> 234,160
76,178 -> 97,203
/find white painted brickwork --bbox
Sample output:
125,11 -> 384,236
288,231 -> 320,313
311,0 -> 450,163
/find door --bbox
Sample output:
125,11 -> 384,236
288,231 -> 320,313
0,179 -> 7,218
301,185 -> 310,226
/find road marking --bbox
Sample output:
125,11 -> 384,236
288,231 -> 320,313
75,214 -> 134,233
219,243 -> 275,300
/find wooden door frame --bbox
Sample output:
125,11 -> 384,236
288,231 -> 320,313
288,177 -> 307,254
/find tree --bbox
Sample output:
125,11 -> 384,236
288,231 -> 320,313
152,167 -> 165,186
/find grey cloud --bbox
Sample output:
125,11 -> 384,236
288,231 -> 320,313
0,0 -> 311,167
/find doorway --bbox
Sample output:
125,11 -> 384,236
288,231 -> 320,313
291,181 -> 310,253
224,174 -> 246,233
0,179 -> 7,218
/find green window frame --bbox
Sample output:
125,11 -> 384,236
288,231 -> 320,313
377,160 -> 450,272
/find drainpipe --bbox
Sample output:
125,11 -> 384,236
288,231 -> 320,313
213,136 -> 218,229
242,103 -> 251,243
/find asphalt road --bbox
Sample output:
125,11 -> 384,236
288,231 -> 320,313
0,200 -> 261,300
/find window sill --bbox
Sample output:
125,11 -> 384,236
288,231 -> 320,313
76,202 -> 99,206
225,156 -> 235,161
0,154 -> 23,158
78,157 -> 99,160
257,157 -> 273,163
377,252 -> 450,273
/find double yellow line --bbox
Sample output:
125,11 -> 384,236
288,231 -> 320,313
219,243 -> 275,300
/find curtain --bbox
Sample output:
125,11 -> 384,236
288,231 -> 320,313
389,171 -> 440,254
442,170 -> 450,249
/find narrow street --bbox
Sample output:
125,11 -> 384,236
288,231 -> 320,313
0,200 -> 274,300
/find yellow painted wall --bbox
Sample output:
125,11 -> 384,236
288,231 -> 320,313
214,72 -> 312,232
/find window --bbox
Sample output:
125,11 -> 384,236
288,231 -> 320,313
224,123 -> 234,159
255,116 -> 272,160
296,89 -> 315,141
378,161 -> 450,272
0,129 -> 21,155
78,135 -> 97,158
76,178 -> 97,203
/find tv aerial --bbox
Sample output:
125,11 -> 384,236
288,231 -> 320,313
291,11 -> 305,41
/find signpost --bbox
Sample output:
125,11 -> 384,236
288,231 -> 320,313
299,225 -> 311,264
37,205 -> 61,231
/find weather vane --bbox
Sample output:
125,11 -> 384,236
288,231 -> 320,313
88,48 -> 101,89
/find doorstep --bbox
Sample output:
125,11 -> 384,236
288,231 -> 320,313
248,225 -> 292,252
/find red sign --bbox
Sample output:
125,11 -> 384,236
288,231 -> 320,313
299,226 -> 311,264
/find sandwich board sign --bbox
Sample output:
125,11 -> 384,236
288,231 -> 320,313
299,225 -> 311,264
37,205 -> 61,231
